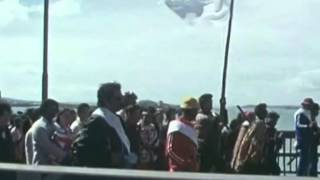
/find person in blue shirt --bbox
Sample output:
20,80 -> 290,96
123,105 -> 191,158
295,98 -> 314,176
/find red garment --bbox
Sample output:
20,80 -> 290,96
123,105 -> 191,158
166,119 -> 199,172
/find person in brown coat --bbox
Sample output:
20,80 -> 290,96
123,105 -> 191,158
233,103 -> 268,174
230,111 -> 255,172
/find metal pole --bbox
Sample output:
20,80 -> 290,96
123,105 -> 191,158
42,0 -> 49,102
220,0 -> 235,125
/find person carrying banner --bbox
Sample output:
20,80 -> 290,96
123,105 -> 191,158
232,103 -> 268,174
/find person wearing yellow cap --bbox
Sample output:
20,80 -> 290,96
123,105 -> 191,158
165,97 -> 200,172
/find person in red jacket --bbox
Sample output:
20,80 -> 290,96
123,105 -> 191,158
166,97 -> 199,172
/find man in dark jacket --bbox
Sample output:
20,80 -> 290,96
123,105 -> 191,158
0,101 -> 15,162
0,101 -> 15,180
73,82 -> 136,168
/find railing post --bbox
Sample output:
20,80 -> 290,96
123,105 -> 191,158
283,137 -> 286,176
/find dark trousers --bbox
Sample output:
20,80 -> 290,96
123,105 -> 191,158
309,142 -> 318,177
297,143 -> 311,176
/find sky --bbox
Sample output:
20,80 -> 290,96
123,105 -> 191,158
0,0 -> 320,106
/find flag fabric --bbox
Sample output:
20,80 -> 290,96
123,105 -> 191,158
165,0 -> 230,22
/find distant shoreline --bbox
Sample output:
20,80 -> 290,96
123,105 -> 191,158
2,97 -> 300,110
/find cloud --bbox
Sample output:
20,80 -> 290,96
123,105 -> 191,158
0,0 -> 29,28
0,0 -> 82,28
1,0 -> 320,105
47,0 -> 82,18
287,69 -> 320,92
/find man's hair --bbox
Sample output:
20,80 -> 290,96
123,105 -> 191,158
199,93 -> 213,106
123,92 -> 138,106
97,82 -> 121,107
77,103 -> 90,113
0,101 -> 12,116
254,103 -> 267,113
40,99 -> 58,115
254,103 -> 267,118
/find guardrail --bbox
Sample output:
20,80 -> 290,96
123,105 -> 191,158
277,131 -> 320,175
0,163 -> 317,180
0,131 -> 318,179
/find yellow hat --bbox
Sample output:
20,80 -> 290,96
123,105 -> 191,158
180,97 -> 200,109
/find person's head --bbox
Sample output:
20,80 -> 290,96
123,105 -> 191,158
12,117 -> 23,129
266,111 -> 280,127
77,103 -> 90,122
254,103 -> 268,120
28,108 -> 41,122
122,92 -> 138,109
141,110 -> 152,124
141,110 -> 148,121
97,82 -> 123,113
126,105 -> 141,125
199,93 -> 213,114
244,111 -> 256,123
166,108 -> 176,122
0,101 -> 12,127
301,98 -> 314,111
181,97 -> 199,121
311,103 -> 319,117
56,109 -> 73,129
155,108 -> 165,123
40,99 -> 59,121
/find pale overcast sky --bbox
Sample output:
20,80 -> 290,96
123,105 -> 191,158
0,0 -> 319,105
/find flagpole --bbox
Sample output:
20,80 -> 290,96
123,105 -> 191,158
42,0 -> 49,102
220,0 -> 235,125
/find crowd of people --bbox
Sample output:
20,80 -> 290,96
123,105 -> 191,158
0,82 -> 319,178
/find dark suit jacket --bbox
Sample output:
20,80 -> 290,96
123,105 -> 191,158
73,115 -> 125,168
0,127 -> 15,163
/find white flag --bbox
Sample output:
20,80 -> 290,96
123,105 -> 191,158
165,0 -> 230,23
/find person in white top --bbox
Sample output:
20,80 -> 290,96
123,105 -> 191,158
70,103 -> 90,135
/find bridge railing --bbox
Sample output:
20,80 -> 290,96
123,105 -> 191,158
277,131 -> 320,175
0,163 -> 316,180
0,131 -> 318,179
